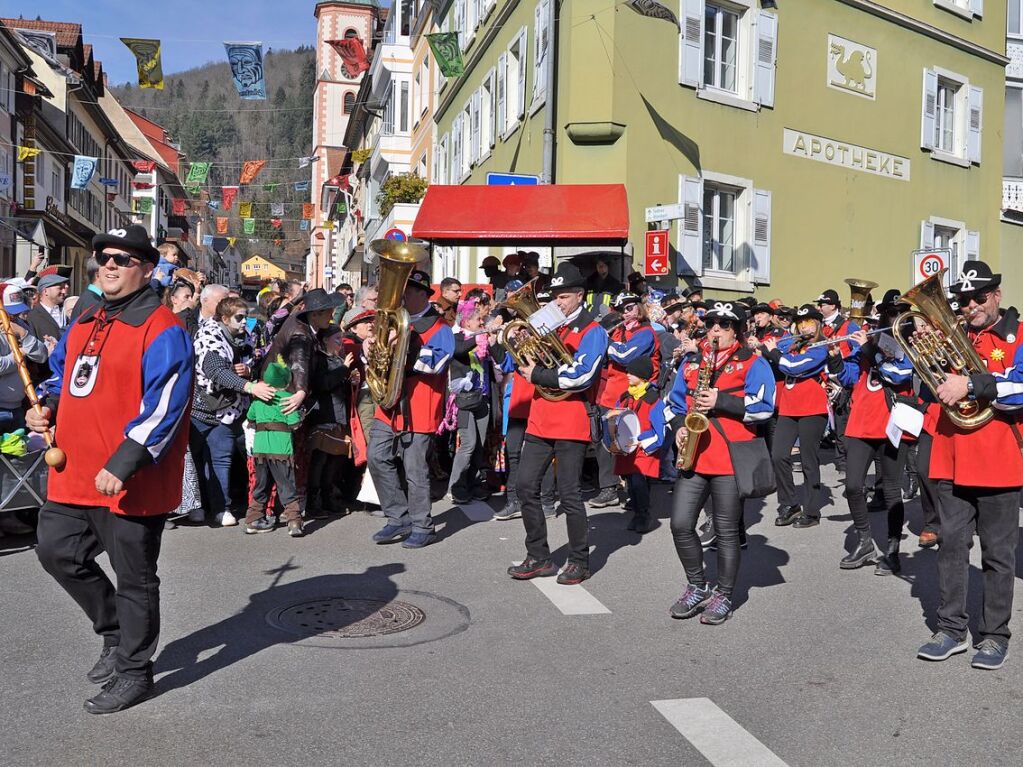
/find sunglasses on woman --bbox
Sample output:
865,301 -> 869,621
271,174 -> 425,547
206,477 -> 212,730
95,252 -> 141,268
705,319 -> 735,330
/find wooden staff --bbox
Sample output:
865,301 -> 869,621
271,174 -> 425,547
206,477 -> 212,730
0,304 -> 65,468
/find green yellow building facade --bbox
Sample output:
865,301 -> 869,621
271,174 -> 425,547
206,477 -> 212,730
432,0 -> 1007,304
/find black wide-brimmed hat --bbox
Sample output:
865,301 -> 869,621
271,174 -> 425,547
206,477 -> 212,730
92,225 -> 161,264
795,303 -> 824,322
548,263 -> 585,291
406,269 -> 433,293
877,288 -> 908,312
297,288 -> 344,315
949,260 -> 1001,294
751,302 -> 775,316
816,288 -> 841,306
612,291 -> 641,310
703,300 -> 747,325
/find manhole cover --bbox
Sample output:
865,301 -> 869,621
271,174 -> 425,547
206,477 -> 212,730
265,590 -> 470,649
270,598 -> 425,638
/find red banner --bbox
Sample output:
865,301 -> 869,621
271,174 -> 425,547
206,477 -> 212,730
271,218 -> 283,229
327,38 -> 369,78
221,186 -> 239,209
302,202 -> 315,219
132,160 -> 156,173
172,198 -> 187,215
216,217 -> 229,235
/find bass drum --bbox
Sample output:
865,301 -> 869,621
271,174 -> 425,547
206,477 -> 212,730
601,409 -> 641,455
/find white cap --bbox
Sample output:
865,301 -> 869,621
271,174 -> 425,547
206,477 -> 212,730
3,284 -> 29,315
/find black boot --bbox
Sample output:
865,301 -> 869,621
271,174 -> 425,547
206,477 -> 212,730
775,505 -> 802,526
840,531 -> 878,569
306,489 -> 328,520
903,477 -> 919,501
86,645 -> 118,685
84,670 -> 155,714
875,537 -> 902,576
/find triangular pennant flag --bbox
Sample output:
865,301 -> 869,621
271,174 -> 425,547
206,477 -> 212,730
239,160 -> 266,185
172,198 -> 187,215
239,201 -> 253,219
227,237 -> 237,248
221,186 -> 239,209
243,218 -> 256,235
271,202 -> 285,217
426,33 -> 465,77
216,217 -> 229,235
17,146 -> 40,162
293,180 -> 310,192
132,159 -> 157,173
71,156 -> 98,189
302,202 -> 315,219
186,162 -> 212,185
121,38 -> 164,90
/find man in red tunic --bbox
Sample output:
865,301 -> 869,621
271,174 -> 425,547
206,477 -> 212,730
29,225 -> 193,714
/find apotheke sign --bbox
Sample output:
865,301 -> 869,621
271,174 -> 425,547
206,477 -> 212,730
783,128 -> 910,181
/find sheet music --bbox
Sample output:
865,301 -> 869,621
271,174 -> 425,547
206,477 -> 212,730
529,303 -> 568,335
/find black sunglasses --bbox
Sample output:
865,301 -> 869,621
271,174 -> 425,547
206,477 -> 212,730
959,288 -> 993,306
96,252 -> 141,267
705,318 -> 736,330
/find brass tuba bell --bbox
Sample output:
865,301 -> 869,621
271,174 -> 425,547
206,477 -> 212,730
366,239 -> 428,410
844,278 -> 879,322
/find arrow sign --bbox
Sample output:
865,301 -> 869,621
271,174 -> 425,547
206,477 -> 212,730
645,230 -> 670,276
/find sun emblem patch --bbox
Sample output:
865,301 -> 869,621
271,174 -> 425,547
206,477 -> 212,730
990,348 -> 1006,362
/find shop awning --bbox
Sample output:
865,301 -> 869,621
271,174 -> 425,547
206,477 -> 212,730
411,184 -> 629,243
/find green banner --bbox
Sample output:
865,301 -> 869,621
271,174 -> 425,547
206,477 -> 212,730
426,33 -> 464,78
137,198 -> 153,214
186,162 -> 211,185
243,218 -> 255,235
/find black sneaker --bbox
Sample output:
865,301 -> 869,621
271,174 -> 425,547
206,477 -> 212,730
245,516 -> 275,534
699,521 -> 717,548
775,505 -> 802,526
669,583 -> 712,619
84,672 -> 155,715
589,488 -> 620,508
508,557 -> 558,580
699,589 -> 733,625
86,645 -> 118,685
792,513 -> 820,529
557,562 -> 591,585
493,505 -> 522,521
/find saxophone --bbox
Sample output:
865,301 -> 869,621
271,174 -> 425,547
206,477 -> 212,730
676,337 -> 719,471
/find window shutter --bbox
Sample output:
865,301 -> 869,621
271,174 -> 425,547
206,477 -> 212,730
679,175 -> 704,277
487,69 -> 497,148
679,0 -> 704,89
456,0 -> 466,50
533,0 -> 549,104
921,69 -> 937,150
517,31 -> 527,118
971,0 -> 983,17
967,85 -> 983,164
452,117 -> 462,181
497,52 -> 507,138
966,230 -> 980,261
920,220 -> 935,249
754,12 -> 778,108
751,189 -> 772,284
471,90 -> 481,163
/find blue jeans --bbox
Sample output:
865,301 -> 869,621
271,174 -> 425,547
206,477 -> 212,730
190,419 -> 245,516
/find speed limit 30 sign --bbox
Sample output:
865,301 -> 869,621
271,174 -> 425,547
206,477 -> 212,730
912,248 -> 951,285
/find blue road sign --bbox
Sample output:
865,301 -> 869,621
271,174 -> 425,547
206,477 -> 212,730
486,172 -> 540,186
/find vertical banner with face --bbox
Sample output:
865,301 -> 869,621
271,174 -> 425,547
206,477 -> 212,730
224,41 -> 266,100
121,38 -> 165,90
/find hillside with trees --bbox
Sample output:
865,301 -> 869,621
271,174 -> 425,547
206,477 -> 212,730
111,47 -> 316,262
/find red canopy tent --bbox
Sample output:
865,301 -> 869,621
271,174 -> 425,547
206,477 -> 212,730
412,184 -> 630,245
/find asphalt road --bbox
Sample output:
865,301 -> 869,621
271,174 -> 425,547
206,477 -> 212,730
2,462 -> 1022,767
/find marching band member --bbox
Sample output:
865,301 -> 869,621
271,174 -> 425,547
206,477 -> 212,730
750,303 -> 784,344
832,290 -> 915,575
507,263 -> 609,585
592,292 -> 660,509
816,288 -> 861,473
761,304 -> 831,528
918,262 -> 1023,671
612,356 -> 666,534
667,302 -> 775,624
368,268 -> 454,549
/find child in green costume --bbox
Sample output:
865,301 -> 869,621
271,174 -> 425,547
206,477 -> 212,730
244,357 -> 305,537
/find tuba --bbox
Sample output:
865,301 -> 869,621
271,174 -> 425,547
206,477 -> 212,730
497,278 -> 574,402
366,239 -> 427,410
845,277 -> 879,322
894,268 -> 993,430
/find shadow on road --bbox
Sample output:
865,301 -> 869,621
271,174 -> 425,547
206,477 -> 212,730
154,562 -> 405,695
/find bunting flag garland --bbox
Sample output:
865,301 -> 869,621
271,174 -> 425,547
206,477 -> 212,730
274,238 -> 283,247
71,156 -> 98,189
137,198 -> 154,214
224,42 -> 267,100
172,198 -> 187,215
298,156 -> 319,168
227,237 -> 237,248
131,181 -> 155,190
132,159 -> 157,173
207,200 -> 221,210
327,38 -> 370,78
625,0 -> 681,28
336,200 -> 347,215
426,33 -> 465,77
186,162 -> 212,185
271,218 -> 283,229
271,202 -> 285,217
239,160 -> 267,184
221,186 -> 239,209
262,182 -> 280,193
293,181 -> 310,192
121,38 -> 165,90
186,184 -> 202,195
202,234 -> 214,246
239,202 -> 253,219
216,217 -> 229,235
17,146 -> 40,162
302,203 -> 315,219
300,220 -> 310,231
243,218 -> 256,235
99,177 -> 119,186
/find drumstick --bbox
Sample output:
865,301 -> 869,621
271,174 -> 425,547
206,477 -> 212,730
0,304 -> 65,468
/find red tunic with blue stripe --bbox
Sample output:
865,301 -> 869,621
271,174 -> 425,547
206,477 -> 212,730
612,386 -> 666,478
598,321 -> 660,409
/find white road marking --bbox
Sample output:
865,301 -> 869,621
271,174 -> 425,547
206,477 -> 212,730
651,698 -> 789,767
529,577 -> 611,615
458,501 -> 494,522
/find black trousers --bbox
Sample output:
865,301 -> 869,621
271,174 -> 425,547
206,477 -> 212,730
757,412 -> 778,455
833,403 -> 850,469
253,460 -> 298,508
595,404 -> 618,490
35,502 -> 166,678
671,472 -> 743,596
844,436 -> 906,539
517,435 -> 588,565
505,418 -> 556,509
936,482 -> 1020,644
626,473 -> 650,517
772,414 -> 827,515
916,431 -> 941,535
